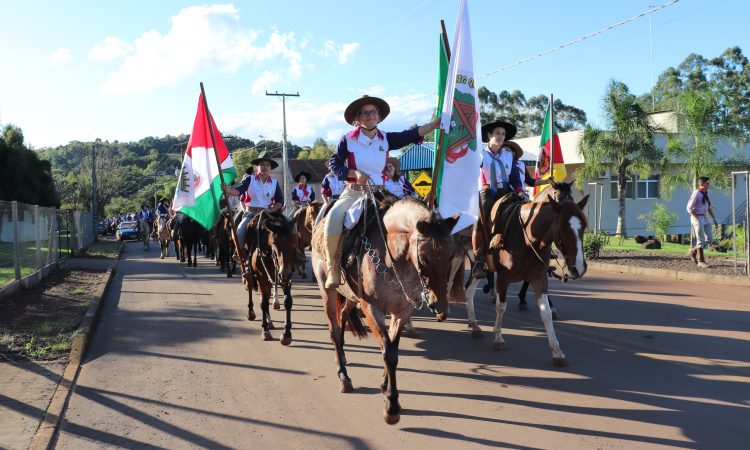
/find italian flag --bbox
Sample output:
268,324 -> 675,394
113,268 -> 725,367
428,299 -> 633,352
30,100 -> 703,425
172,93 -> 237,230
533,99 -> 567,197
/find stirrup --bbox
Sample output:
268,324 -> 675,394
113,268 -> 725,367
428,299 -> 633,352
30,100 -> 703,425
471,260 -> 486,279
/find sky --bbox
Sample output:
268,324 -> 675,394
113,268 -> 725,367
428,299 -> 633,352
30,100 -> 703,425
0,0 -> 746,151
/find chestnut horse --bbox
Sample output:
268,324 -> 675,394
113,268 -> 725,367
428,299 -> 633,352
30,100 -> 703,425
311,195 -> 458,425
290,202 -> 322,279
466,194 -> 589,366
243,210 -> 298,345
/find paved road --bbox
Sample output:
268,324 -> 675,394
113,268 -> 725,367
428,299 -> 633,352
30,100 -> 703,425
55,241 -> 749,449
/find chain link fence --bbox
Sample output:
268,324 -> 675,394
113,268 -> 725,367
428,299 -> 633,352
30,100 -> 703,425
0,200 -> 94,288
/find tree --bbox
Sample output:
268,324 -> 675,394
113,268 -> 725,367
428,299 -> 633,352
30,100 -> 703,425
576,80 -> 662,237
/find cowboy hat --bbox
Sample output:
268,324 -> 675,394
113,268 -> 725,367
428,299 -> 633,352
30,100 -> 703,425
481,120 -> 517,142
294,171 -> 312,183
344,95 -> 390,125
250,150 -> 279,169
503,140 -> 524,159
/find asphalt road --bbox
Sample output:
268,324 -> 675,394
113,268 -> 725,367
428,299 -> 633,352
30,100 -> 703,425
54,241 -> 750,449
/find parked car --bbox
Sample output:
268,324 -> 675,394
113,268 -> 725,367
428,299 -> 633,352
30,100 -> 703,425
116,221 -> 140,241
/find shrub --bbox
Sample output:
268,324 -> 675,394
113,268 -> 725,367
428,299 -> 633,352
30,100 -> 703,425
719,225 -> 746,252
639,203 -> 678,242
583,231 -> 608,259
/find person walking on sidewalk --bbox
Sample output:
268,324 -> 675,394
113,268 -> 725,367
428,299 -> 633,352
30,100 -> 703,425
686,176 -> 718,268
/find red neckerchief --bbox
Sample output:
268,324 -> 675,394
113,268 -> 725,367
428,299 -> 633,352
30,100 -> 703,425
298,183 -> 308,197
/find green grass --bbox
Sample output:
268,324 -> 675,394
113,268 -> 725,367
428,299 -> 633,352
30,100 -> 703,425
70,286 -> 88,296
604,237 -> 746,258
31,319 -> 79,335
76,240 -> 120,259
0,235 -> 72,286
23,335 -> 74,359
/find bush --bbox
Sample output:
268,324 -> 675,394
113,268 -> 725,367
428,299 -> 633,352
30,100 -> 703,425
639,203 -> 678,242
719,225 -> 746,252
583,231 -> 608,259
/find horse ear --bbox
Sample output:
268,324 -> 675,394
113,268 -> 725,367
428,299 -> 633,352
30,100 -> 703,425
577,194 -> 590,210
444,215 -> 460,233
547,195 -> 561,212
416,219 -> 431,236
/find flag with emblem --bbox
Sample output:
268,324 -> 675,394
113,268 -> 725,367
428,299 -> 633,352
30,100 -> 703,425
435,0 -> 481,233
533,98 -> 567,198
173,93 -> 237,229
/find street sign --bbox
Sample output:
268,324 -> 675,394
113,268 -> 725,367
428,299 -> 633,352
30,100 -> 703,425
412,171 -> 432,198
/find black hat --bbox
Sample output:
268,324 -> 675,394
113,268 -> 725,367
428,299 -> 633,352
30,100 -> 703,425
250,151 -> 279,169
344,95 -> 390,125
159,197 -> 170,204
481,120 -> 517,142
294,171 -> 312,183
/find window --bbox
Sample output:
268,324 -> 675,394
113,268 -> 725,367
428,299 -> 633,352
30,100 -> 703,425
610,176 -> 634,200
636,175 -> 660,199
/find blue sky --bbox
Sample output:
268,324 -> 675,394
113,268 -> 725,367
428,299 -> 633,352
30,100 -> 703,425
0,0 -> 745,149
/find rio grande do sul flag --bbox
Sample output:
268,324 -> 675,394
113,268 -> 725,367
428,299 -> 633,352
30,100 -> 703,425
173,93 -> 237,230
436,0 -> 481,233
533,99 -> 567,198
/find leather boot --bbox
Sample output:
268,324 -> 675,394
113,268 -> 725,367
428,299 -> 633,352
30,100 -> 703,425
697,248 -> 711,268
688,247 -> 698,265
324,235 -> 342,289
471,250 -> 487,279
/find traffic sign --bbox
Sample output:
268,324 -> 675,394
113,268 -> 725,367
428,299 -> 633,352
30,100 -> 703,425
412,171 -> 432,198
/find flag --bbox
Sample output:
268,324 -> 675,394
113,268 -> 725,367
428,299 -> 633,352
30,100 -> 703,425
532,100 -> 567,198
173,94 -> 237,230
431,30 -> 449,202
436,0 -> 481,233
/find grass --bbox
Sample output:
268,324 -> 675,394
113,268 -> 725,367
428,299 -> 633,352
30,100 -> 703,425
76,240 -> 120,259
70,286 -> 88,296
604,237 -> 746,258
0,235 -> 73,286
23,335 -> 74,359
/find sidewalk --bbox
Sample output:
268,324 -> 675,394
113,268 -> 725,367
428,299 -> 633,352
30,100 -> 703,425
0,255 -> 119,450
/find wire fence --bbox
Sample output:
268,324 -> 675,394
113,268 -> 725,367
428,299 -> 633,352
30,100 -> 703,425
0,200 -> 94,287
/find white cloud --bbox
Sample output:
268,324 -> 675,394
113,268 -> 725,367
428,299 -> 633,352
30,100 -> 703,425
316,39 -> 359,64
337,42 -> 359,64
251,70 -> 281,95
48,48 -> 72,63
88,37 -> 134,61
99,5 -> 303,94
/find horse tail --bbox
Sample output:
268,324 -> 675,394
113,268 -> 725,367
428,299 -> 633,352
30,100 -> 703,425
336,295 -> 368,339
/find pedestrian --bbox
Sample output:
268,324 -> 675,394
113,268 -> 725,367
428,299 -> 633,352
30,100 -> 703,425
383,157 -> 417,199
686,176 -> 719,268
323,95 -> 440,288
292,171 -> 315,206
471,120 -> 522,279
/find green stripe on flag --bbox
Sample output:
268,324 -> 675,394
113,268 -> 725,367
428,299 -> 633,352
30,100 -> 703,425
179,167 -> 236,230
432,32 -> 449,204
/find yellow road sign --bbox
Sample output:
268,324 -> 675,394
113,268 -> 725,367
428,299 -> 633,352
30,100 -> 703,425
412,171 -> 432,198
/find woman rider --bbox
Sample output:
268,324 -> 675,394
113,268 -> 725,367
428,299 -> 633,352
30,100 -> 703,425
383,157 -> 417,199
324,95 -> 440,289
291,171 -> 315,206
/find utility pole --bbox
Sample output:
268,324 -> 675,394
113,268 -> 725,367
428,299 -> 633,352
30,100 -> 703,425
265,91 -> 300,206
648,5 -> 656,111
92,139 -> 99,241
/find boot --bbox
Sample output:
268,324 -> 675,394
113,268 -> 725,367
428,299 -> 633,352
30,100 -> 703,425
688,247 -> 698,265
324,235 -> 343,289
696,248 -> 711,268
471,250 -> 486,279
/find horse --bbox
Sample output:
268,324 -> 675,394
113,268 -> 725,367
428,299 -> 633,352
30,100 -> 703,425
465,194 -> 589,366
138,216 -> 151,251
156,214 -> 171,259
290,201 -> 323,279
311,194 -> 458,425
177,214 -> 204,267
243,210 -> 299,345
213,210 -> 237,277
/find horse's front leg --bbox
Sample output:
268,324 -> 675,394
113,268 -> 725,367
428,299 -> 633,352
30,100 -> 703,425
321,288 -> 353,392
247,285 -> 256,321
280,283 -> 293,346
492,273 -> 509,351
383,314 -> 405,425
260,288 -> 274,341
531,278 -> 567,366
465,274 -> 483,338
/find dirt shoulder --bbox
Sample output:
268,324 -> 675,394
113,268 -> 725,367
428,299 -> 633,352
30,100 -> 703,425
594,249 -> 747,277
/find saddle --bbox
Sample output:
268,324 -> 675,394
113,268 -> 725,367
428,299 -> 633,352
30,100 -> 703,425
488,192 -> 529,250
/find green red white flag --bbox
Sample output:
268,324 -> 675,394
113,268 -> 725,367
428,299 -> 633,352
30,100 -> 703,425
436,0 -> 481,233
172,93 -> 237,230
533,99 -> 567,198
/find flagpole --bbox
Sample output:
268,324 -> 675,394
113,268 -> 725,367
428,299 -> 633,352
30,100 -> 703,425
199,82 -> 247,276
549,93 -> 554,181
427,20 -> 452,210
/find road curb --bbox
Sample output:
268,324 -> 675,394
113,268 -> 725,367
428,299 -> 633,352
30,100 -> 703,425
588,261 -> 750,287
28,243 -> 123,450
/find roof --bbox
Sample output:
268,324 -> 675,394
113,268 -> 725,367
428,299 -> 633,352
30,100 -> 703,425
398,143 -> 434,171
287,159 -> 329,183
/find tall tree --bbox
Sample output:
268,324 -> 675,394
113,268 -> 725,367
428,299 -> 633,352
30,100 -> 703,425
577,80 -> 662,237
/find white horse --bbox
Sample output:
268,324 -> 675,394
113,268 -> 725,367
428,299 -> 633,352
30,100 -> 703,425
138,216 -> 151,251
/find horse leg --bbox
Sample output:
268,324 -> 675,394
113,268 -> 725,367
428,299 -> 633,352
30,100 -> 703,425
321,288 -> 353,392
484,271 -> 496,303
531,278 -> 567,366
549,295 -> 558,320
247,285 -> 256,321
260,288 -> 274,341
280,285 -> 293,346
465,275 -> 484,338
361,303 -> 401,425
402,319 -> 418,338
272,282 -> 281,310
492,273 -> 509,351
518,281 -> 530,311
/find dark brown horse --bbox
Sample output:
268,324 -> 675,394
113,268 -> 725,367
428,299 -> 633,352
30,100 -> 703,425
466,194 -> 589,366
244,210 -> 299,345
311,196 -> 458,425
290,201 -> 322,279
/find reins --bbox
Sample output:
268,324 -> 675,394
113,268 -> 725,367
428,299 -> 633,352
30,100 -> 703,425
518,203 -> 568,279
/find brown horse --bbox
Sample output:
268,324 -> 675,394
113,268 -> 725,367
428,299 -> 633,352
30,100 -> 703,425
290,201 -> 322,279
243,210 -> 299,345
311,195 -> 458,425
466,194 -> 589,366
156,214 -> 171,259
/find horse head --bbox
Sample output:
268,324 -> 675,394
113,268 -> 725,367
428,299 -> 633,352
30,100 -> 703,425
260,212 -> 298,285
550,179 -> 575,202
547,194 -> 589,280
412,210 -> 459,321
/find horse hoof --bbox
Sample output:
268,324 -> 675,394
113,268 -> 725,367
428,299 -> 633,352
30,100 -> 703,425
403,328 -> 419,338
268,322 -> 276,330
247,311 -> 256,321
493,341 -> 506,351
160,255 -> 164,259
518,303 -> 528,311
340,379 -> 354,393
280,333 -> 292,346
471,328 -> 484,339
553,357 -> 569,367
273,303 -> 281,311
263,331 -> 274,341
383,412 -> 400,425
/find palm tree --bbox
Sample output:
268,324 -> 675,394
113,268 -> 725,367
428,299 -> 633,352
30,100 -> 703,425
577,80 -> 662,237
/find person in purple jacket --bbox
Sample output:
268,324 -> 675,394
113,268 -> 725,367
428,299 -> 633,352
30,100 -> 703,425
323,95 -> 440,289
686,176 -> 718,268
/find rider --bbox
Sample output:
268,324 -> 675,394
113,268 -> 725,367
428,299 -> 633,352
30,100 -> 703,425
156,198 -> 171,216
323,95 -> 440,289
320,161 -> 346,202
291,171 -> 315,206
383,157 -> 417,199
137,204 -> 155,228
220,151 -> 284,260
